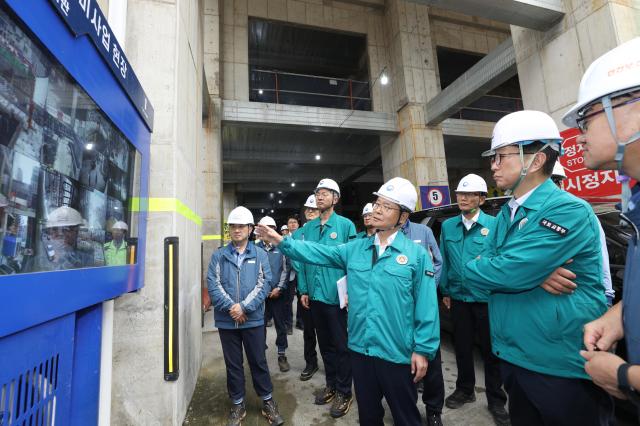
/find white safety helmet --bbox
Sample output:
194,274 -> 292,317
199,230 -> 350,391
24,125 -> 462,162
280,224 -> 289,231
563,37 -> 640,128
257,216 -> 276,228
304,194 -> 317,209
362,203 -> 374,216
112,221 -> 129,231
456,174 -> 488,193
373,177 -> 418,212
482,110 -> 562,157
551,161 -> 567,180
562,37 -> 640,170
315,178 -> 340,197
227,206 -> 254,225
45,206 -> 83,228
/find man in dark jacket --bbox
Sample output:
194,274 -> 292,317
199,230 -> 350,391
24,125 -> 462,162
208,206 -> 284,426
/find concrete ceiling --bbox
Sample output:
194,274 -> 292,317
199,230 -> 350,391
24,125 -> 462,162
223,124 -> 383,216
408,0 -> 564,31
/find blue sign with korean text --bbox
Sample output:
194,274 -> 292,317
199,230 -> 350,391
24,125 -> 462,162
48,0 -> 154,131
420,185 -> 451,209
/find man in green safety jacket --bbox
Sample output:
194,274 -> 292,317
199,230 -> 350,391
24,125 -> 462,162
439,174 -> 508,426
464,110 -> 613,426
297,178 -> 356,418
104,220 -> 128,266
256,177 -> 439,426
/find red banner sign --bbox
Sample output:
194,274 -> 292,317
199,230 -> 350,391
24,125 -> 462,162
559,128 -> 633,203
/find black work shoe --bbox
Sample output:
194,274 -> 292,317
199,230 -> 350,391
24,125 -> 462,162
278,355 -> 290,372
426,410 -> 443,426
226,402 -> 246,426
287,326 -> 293,335
489,405 -> 511,426
314,386 -> 336,405
299,363 -> 318,381
295,322 -> 304,330
330,392 -> 353,418
445,389 -> 476,409
266,320 -> 273,327
261,399 -> 284,426
416,380 -> 424,393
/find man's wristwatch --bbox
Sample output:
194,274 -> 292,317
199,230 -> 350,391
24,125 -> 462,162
617,363 -> 640,405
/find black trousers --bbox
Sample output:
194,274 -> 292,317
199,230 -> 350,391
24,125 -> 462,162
219,326 -> 273,401
500,361 -> 614,426
299,298 -> 318,366
311,300 -> 352,395
284,278 -> 296,328
264,294 -> 288,353
351,350 -> 422,426
451,299 -> 507,407
421,347 -> 445,413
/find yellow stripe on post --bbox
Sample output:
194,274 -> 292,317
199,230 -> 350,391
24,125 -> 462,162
201,235 -> 222,241
130,197 -> 203,226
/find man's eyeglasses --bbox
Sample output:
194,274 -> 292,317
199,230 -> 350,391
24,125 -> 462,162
577,96 -> 640,133
372,202 -> 400,214
489,152 -> 520,166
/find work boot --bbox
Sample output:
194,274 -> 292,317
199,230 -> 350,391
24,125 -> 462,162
287,326 -> 293,335
278,355 -> 290,372
445,389 -> 476,409
226,402 -> 246,426
489,405 -> 511,426
330,392 -> 353,418
426,410 -> 443,426
314,386 -> 336,405
266,320 -> 273,327
295,321 -> 304,330
261,399 -> 284,426
299,363 -> 318,381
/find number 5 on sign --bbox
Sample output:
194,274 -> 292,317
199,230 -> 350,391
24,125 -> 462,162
420,185 -> 451,209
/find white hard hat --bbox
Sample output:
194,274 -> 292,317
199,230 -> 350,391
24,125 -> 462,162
456,174 -> 488,193
112,221 -> 129,231
373,177 -> 418,212
280,224 -> 289,231
563,38 -> 640,128
45,206 -> 83,228
362,203 -> 373,216
303,194 -> 318,209
227,206 -> 254,225
551,161 -> 567,179
482,110 -> 562,157
315,178 -> 340,196
258,216 -> 276,228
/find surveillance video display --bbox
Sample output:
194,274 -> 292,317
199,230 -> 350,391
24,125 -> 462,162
0,8 -> 140,274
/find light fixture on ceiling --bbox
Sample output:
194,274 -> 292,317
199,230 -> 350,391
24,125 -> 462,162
269,193 -> 274,198
270,209 -> 274,213
277,190 -> 282,194
261,208 -> 265,213
278,200 -> 283,204
380,73 -> 389,86
290,182 -> 296,187
86,143 -> 94,150
258,89 -> 264,95
315,154 -> 321,161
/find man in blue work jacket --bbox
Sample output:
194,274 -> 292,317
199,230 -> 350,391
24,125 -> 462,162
291,194 -> 321,382
399,213 -> 444,426
560,38 -> 640,418
439,174 -> 508,426
256,216 -> 290,373
256,177 -> 440,426
207,206 -> 284,426
464,110 -> 613,426
296,178 -> 356,418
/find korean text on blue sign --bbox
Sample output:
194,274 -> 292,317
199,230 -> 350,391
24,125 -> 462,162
49,0 -> 154,131
420,185 -> 451,209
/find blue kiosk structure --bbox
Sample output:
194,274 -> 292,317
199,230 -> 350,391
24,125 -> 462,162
0,0 -> 153,424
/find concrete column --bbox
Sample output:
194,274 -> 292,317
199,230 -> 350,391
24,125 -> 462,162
381,0 -> 448,206
110,0 -> 206,424
512,0 -> 640,126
